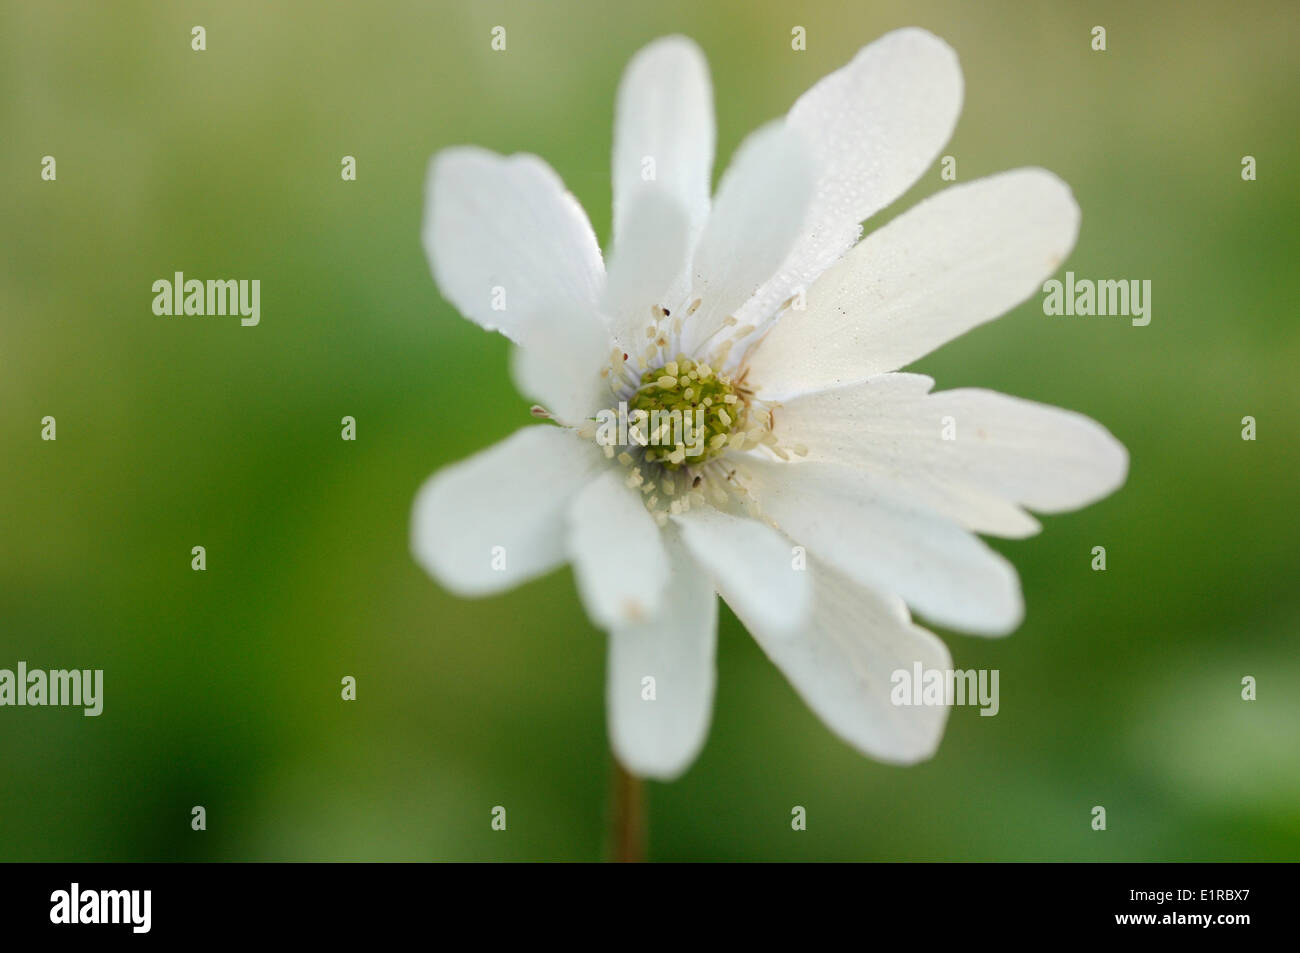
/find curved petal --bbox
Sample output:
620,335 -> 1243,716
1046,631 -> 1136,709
921,389 -> 1128,513
567,469 -> 670,629
606,528 -> 717,780
734,557 -> 952,765
423,147 -> 605,342
612,36 -> 714,258
601,186 -> 693,354
509,325 -> 609,428
673,506 -> 811,633
774,375 -> 1128,518
746,169 -> 1080,397
736,28 -> 963,328
411,427 -> 604,596
682,122 -> 815,354
741,457 -> 1024,636
772,373 -> 1039,538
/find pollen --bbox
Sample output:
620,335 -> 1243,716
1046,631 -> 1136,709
627,357 -> 745,471
589,311 -> 789,520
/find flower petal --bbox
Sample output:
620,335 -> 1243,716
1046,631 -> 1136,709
775,375 -> 1128,518
673,506 -> 811,633
601,185 -> 693,354
423,146 -> 605,342
772,373 -> 1040,538
508,323 -> 609,428
733,557 -> 952,764
683,122 -> 815,353
736,28 -> 963,328
741,457 -> 1024,636
411,427 -> 604,596
606,529 -> 717,780
567,469 -> 670,629
612,36 -> 714,259
921,389 -> 1129,513
746,169 -> 1080,396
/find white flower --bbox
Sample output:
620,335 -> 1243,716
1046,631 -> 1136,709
412,29 -> 1127,780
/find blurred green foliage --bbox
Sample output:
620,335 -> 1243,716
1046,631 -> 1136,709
1,0 -> 1296,860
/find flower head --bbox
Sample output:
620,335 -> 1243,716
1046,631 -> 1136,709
413,29 -> 1128,780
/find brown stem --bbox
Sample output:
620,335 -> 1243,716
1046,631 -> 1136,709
609,758 -> 646,863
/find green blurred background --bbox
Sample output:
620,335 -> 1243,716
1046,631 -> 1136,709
2,0 -> 1296,861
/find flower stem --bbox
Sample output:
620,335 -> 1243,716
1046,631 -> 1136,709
609,757 -> 646,863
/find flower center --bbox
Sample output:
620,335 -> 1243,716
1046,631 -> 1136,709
569,303 -> 803,525
627,357 -> 743,470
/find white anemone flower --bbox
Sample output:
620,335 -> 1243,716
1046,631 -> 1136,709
412,29 -> 1127,781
